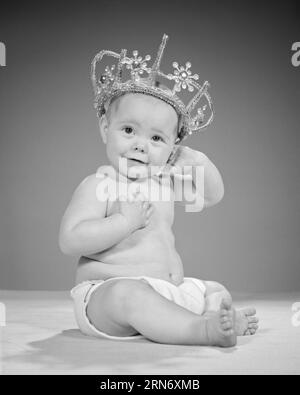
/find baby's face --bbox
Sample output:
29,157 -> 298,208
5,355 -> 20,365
100,93 -> 178,179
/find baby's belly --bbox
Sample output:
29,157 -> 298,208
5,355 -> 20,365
77,228 -> 184,285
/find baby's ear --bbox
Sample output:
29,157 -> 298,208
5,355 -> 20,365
99,115 -> 108,144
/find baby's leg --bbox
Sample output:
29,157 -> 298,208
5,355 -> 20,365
204,281 -> 259,336
87,279 -> 237,347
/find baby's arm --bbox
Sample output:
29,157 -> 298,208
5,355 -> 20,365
59,173 -> 152,257
195,152 -> 224,208
59,174 -> 129,256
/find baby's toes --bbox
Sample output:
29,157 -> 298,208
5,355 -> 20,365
221,316 -> 233,331
248,316 -> 259,324
248,323 -> 258,330
223,321 -> 233,330
244,307 -> 256,316
220,305 -> 233,319
248,324 -> 258,335
244,325 -> 258,335
220,298 -> 232,311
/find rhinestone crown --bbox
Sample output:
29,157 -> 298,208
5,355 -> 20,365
91,34 -> 214,142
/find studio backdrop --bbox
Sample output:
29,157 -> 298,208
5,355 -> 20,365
0,0 -> 299,292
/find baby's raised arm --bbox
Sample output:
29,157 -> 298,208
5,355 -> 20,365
59,171 -> 152,257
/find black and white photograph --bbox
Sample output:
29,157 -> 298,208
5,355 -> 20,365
0,0 -> 299,376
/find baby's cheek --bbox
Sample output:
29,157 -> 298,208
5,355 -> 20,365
151,145 -> 172,165
155,156 -> 170,167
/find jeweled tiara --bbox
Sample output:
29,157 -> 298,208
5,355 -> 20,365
91,34 -> 214,142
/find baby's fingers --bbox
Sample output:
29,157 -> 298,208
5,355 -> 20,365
145,210 -> 153,225
146,205 -> 154,217
131,190 -> 145,202
169,165 -> 182,175
142,200 -> 150,209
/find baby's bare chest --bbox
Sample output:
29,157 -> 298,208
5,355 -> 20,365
106,176 -> 175,224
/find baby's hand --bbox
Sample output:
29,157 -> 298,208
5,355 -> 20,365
117,191 -> 153,232
170,145 -> 203,168
160,146 -> 207,180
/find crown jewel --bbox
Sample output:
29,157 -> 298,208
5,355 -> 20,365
91,34 -> 214,142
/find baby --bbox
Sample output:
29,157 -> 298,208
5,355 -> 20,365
59,35 -> 258,347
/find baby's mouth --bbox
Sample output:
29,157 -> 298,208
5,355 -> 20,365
124,157 -> 151,179
127,158 -> 148,165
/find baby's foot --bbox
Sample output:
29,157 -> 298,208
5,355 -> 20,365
203,298 -> 237,347
235,307 -> 259,336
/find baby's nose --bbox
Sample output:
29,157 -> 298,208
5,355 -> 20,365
133,141 -> 148,153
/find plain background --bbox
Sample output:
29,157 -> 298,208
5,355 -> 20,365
0,0 -> 299,292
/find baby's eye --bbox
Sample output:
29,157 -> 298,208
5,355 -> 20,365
152,135 -> 164,142
123,126 -> 134,134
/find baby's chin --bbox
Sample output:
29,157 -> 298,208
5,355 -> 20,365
125,164 -> 165,180
116,157 -> 166,180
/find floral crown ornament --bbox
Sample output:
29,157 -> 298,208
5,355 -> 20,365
91,34 -> 214,143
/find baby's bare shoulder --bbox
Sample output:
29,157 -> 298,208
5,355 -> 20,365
74,165 -> 114,199
60,167 -> 114,232
73,173 -> 104,201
